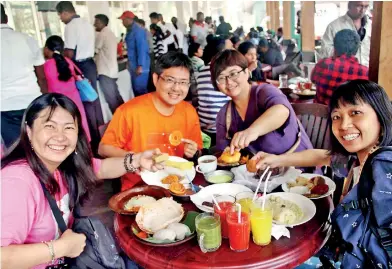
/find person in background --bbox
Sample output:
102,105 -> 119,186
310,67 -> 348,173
312,29 -> 368,106
1,93 -> 164,269
150,24 -> 165,60
258,37 -> 301,79
98,52 -> 203,190
171,17 -> 184,52
230,35 -> 241,50
211,49 -> 312,154
238,41 -> 264,83
205,16 -> 216,34
119,11 -> 150,97
117,33 -> 125,58
216,16 -> 232,37
94,14 -> 124,115
276,27 -> 283,44
188,42 -> 205,72
149,13 -> 177,52
191,12 -> 209,48
256,26 -> 265,38
321,1 -> 371,66
43,35 -> 91,141
56,1 -> 104,155
1,3 -> 48,149
136,18 -> 154,56
195,38 -> 231,144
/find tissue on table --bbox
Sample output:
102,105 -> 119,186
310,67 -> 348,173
271,224 -> 291,240
230,165 -> 302,193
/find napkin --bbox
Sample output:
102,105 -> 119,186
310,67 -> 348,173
271,224 -> 291,240
230,165 -> 303,193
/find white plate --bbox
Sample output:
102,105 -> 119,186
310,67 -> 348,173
265,192 -> 316,226
281,173 -> 336,199
140,156 -> 196,189
190,183 -> 253,212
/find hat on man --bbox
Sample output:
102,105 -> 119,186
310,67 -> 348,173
118,11 -> 135,20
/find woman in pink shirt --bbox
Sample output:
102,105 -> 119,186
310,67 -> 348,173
43,35 -> 91,141
1,93 -> 164,269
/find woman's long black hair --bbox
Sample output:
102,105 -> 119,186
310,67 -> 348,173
150,24 -> 164,40
45,35 -> 72,82
1,93 -> 97,208
329,79 -> 392,155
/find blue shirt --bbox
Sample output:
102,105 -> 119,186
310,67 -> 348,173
125,23 -> 150,71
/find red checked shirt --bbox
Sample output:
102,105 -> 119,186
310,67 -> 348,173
311,54 -> 368,105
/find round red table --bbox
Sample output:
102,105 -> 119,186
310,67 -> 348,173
115,174 -> 333,269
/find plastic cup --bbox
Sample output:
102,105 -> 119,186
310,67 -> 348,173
195,213 -> 222,253
235,191 -> 256,213
213,195 -> 235,238
250,202 -> 273,246
226,205 -> 251,252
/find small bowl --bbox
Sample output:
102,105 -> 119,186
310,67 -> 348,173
108,185 -> 171,215
204,170 -> 235,184
169,187 -> 198,202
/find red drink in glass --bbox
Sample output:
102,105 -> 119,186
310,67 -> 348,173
227,210 -> 251,252
214,201 -> 233,238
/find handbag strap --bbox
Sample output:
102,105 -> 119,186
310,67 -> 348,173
39,181 -> 68,233
69,60 -> 84,78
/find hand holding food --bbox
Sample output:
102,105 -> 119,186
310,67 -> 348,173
252,151 -> 282,170
182,138 -> 199,158
133,148 -> 166,173
218,147 -> 241,164
152,153 -> 169,164
230,128 -> 259,154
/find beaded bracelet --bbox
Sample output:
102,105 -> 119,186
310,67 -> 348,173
124,153 -> 138,173
42,240 -> 55,264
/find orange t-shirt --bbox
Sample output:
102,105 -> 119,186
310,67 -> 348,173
101,93 -> 203,190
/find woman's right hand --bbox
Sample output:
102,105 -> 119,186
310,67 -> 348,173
251,151 -> 282,169
55,229 -> 86,258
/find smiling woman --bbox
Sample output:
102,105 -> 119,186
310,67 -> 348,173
1,93 -> 165,269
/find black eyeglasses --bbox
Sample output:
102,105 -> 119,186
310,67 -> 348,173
159,76 -> 191,88
216,68 -> 246,85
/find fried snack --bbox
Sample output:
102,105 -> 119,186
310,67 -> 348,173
246,159 -> 258,173
161,174 -> 180,184
310,176 -> 326,186
169,182 -> 186,195
296,176 -> 309,185
219,150 -> 241,164
153,153 -> 169,164
240,155 -> 249,165
169,130 -> 183,146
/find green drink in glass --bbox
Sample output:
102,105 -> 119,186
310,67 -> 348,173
195,213 -> 221,252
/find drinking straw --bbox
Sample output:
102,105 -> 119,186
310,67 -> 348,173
252,166 -> 270,201
262,171 -> 272,211
235,203 -> 242,223
212,195 -> 221,210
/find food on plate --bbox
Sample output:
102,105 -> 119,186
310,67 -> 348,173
136,197 -> 184,233
136,231 -> 148,239
208,174 -> 233,184
169,130 -> 183,146
219,150 -> 241,164
287,175 -> 329,197
123,195 -> 157,212
246,159 -> 258,173
268,196 -> 303,225
169,182 -> 186,195
167,223 -> 191,240
164,160 -> 194,170
161,174 -> 180,184
153,229 -> 177,241
153,153 -> 169,163
239,155 -> 249,164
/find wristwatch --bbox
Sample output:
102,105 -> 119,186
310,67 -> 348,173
124,153 -> 139,173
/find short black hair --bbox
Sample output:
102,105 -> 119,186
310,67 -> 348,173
258,37 -> 269,48
149,12 -> 159,19
333,29 -> 360,57
188,42 -> 201,58
238,41 -> 256,55
329,80 -> 392,155
219,16 -> 224,21
154,51 -> 193,78
230,35 -> 240,45
1,3 -> 7,24
277,27 -> 283,33
56,1 -> 75,13
137,19 -> 145,26
94,14 -> 109,26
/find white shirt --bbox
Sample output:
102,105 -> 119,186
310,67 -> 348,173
158,22 -> 176,48
0,24 -> 44,111
174,27 -> 184,49
191,22 -> 209,48
321,14 -> 371,67
95,26 -> 118,78
64,17 -> 95,61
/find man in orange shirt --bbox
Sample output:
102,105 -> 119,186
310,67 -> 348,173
99,51 -> 203,190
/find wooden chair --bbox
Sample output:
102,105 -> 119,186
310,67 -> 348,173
291,103 -> 330,150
